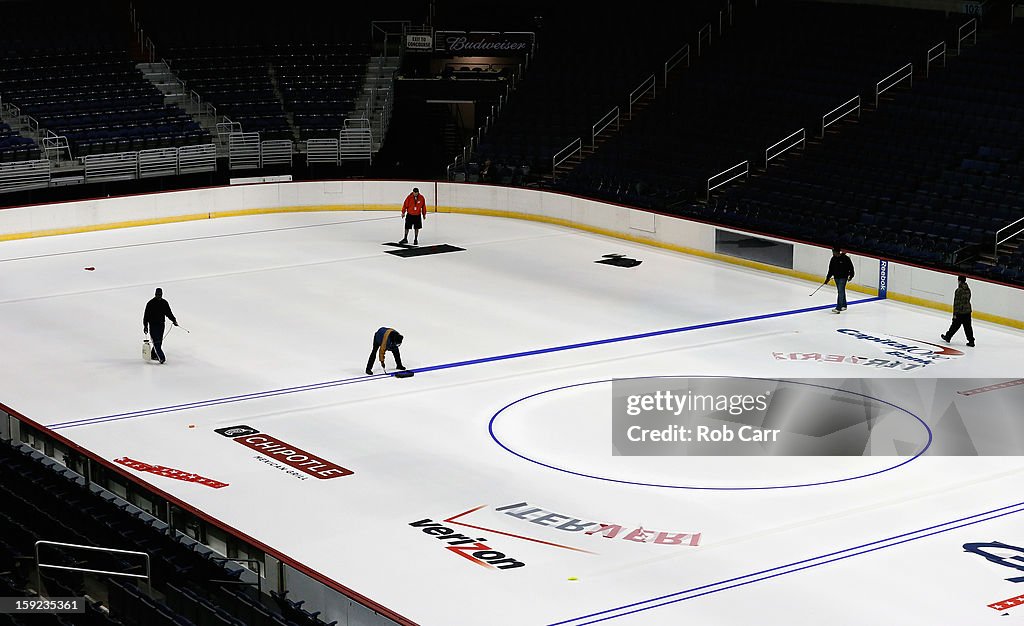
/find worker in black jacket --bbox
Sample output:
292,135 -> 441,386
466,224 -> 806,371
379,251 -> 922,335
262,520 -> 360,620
825,247 -> 855,314
143,287 -> 178,364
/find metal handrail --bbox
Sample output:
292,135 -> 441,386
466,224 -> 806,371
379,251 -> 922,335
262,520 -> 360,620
36,540 -> 151,597
552,137 -> 582,182
875,62 -> 913,107
765,128 -> 806,167
698,23 -> 711,56
707,160 -> 749,200
629,75 -> 656,119
664,44 -> 690,87
926,41 -> 946,77
821,95 -> 860,137
592,107 -> 619,149
995,216 -> 1024,255
958,18 -> 977,56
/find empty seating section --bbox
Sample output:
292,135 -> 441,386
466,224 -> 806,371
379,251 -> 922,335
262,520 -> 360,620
165,46 -> 292,140
702,20 -> 1024,284
558,0 -> 956,201
0,438 -> 336,626
166,43 -> 370,140
279,45 -> 370,139
474,2 -> 726,176
135,3 -> 376,143
0,0 -> 210,160
530,1 -> 1024,284
0,121 -> 38,162
0,50 -> 209,157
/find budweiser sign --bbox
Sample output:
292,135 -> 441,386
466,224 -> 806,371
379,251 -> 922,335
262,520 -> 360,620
436,31 -> 534,55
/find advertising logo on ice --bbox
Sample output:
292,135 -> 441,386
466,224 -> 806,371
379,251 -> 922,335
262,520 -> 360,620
114,457 -> 229,489
963,540 -> 1024,614
216,425 -> 353,480
409,518 -> 526,570
773,328 -> 964,372
437,503 -> 701,555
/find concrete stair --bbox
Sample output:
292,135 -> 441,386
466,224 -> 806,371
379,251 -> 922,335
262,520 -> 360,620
977,233 -> 1023,266
136,62 -> 225,155
351,56 -> 400,154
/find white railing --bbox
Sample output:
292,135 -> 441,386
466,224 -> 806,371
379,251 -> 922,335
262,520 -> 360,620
446,154 -> 463,181
592,107 -> 619,149
185,87 -> 217,120
0,160 -> 50,193
629,75 -> 656,119
177,144 -> 217,174
552,138 -> 582,182
138,147 -> 179,178
958,18 -> 977,56
765,128 -> 806,167
371,20 -> 412,58
875,63 -> 913,107
340,118 -> 372,163
306,138 -> 340,165
821,95 -> 860,138
707,160 -> 749,200
41,132 -> 73,163
260,140 -> 293,167
926,41 -> 946,78
995,217 -> 1024,255
128,4 -> 156,63
377,86 -> 393,147
1,145 -> 217,193
84,152 -> 139,182
664,44 -> 691,87
36,541 -> 151,597
698,23 -> 711,56
216,121 -> 242,140
228,132 -> 262,170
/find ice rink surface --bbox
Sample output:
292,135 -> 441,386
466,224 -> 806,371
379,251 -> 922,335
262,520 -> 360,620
3,211 -> 1024,625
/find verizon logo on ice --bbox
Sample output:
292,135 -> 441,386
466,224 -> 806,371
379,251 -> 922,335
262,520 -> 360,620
410,519 -> 526,570
216,425 -> 353,480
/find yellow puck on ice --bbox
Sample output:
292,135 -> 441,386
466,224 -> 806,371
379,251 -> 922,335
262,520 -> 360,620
567,577 -> 578,581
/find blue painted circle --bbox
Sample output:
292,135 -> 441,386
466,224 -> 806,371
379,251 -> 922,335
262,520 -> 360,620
488,376 -> 932,491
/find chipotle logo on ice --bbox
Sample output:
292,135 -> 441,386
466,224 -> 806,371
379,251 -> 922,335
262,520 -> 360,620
215,425 -> 353,479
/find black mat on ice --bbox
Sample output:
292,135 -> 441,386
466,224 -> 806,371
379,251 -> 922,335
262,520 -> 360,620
385,244 -> 466,258
595,253 -> 642,268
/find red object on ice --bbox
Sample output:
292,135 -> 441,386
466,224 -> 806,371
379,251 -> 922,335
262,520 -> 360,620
84,267 -> 95,271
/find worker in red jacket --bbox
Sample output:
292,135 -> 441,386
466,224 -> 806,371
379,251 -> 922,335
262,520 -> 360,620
400,187 -> 427,245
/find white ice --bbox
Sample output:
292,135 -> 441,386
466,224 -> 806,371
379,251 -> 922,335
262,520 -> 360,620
2,211 -> 1024,626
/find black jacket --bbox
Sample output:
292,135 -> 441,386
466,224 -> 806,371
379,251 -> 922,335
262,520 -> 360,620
144,297 -> 177,331
826,254 -> 855,282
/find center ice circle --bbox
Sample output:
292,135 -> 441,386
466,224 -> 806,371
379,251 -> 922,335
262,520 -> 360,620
488,376 -> 932,490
